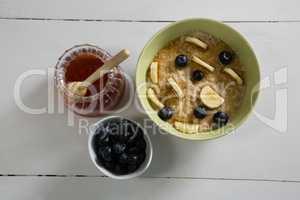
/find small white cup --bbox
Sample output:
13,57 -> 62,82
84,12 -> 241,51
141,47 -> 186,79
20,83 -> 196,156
88,116 -> 153,179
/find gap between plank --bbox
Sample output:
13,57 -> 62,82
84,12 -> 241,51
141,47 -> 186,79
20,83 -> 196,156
0,17 -> 300,23
0,174 -> 300,183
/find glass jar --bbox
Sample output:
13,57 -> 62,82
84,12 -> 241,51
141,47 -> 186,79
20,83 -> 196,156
55,44 -> 126,117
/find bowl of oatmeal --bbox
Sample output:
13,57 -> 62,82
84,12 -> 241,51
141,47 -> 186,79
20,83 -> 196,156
136,18 -> 260,140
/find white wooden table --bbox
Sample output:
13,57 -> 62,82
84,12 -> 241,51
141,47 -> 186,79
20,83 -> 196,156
0,0 -> 300,199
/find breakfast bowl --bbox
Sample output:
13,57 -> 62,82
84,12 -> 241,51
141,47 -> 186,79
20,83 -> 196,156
136,18 -> 260,140
88,116 -> 153,179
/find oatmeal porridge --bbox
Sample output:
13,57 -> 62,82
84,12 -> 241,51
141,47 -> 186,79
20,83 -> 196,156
146,31 -> 245,133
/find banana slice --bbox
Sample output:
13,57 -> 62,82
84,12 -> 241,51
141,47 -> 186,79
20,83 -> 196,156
200,85 -> 224,109
224,68 -> 243,85
150,83 -> 160,94
150,62 -> 159,83
147,88 -> 164,109
174,121 -> 200,134
192,56 -> 215,72
168,78 -> 184,98
185,36 -> 208,50
67,81 -> 89,96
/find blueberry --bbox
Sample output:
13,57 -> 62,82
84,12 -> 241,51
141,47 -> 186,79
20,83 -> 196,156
106,121 -> 122,136
95,126 -> 108,139
104,122 -> 116,133
135,138 -> 146,151
127,164 -> 138,173
127,154 -> 139,165
93,132 -> 109,148
114,164 -> 128,175
219,51 -> 234,65
127,127 -> 143,144
112,143 -> 126,154
127,146 -> 140,154
137,152 -> 146,165
96,156 -> 105,167
107,126 -> 120,143
100,136 -> 110,146
119,153 -> 129,164
158,106 -> 174,121
194,106 -> 207,119
213,111 -> 229,127
98,146 -> 113,162
192,70 -> 204,81
103,161 -> 115,170
117,119 -> 140,143
118,125 -> 133,143
175,55 -> 188,68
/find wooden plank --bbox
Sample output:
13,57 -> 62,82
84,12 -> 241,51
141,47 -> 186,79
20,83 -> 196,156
0,20 -> 299,181
1,177 -> 300,200
0,0 -> 299,21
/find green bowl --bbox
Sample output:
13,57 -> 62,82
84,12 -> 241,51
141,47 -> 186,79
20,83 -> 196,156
136,18 -> 260,140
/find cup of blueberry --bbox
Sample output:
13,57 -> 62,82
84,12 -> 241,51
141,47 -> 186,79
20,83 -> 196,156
88,116 -> 153,179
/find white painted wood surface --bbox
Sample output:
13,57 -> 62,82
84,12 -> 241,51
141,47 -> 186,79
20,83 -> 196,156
0,20 -> 299,179
0,0 -> 300,199
1,177 -> 300,200
0,0 -> 299,21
